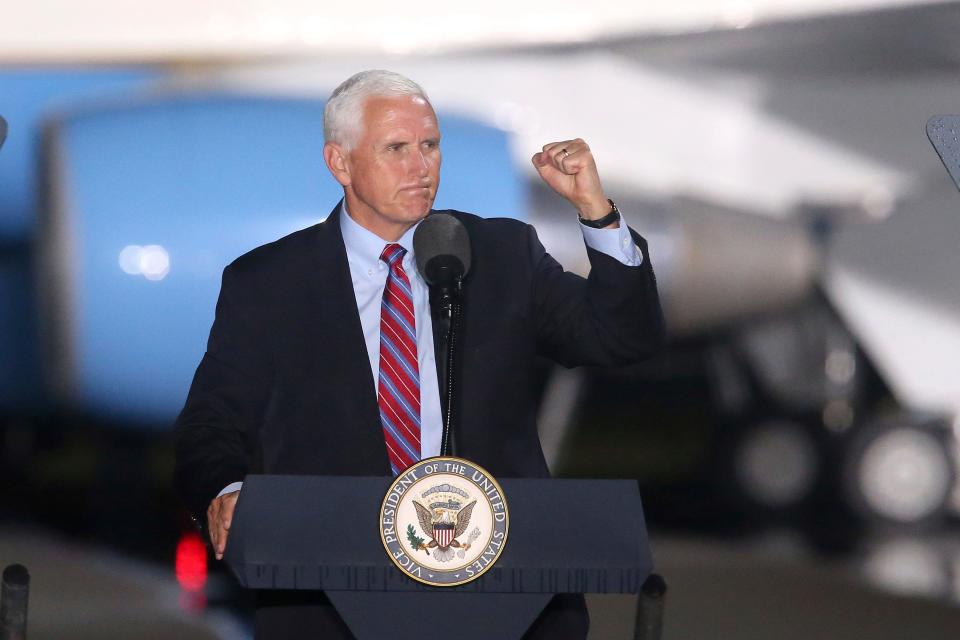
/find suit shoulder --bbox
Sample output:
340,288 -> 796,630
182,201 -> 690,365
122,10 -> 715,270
224,222 -> 324,281
435,209 -> 531,238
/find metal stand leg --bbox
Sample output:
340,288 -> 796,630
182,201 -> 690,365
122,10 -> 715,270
634,573 -> 666,640
1,564 -> 30,640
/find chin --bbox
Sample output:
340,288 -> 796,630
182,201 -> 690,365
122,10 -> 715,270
402,201 -> 434,220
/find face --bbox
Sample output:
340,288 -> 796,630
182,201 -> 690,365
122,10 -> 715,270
326,94 -> 441,240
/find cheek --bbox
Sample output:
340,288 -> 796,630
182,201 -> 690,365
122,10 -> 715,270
360,163 -> 400,198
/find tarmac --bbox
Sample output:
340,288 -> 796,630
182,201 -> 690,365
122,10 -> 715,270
588,534 -> 960,639
0,527 -> 221,640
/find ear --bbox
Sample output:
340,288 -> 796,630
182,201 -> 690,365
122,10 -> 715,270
323,142 -> 351,187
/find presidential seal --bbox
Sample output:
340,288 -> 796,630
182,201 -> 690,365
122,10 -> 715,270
380,456 -> 509,587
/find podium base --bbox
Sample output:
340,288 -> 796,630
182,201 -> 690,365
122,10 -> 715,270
327,591 -> 552,640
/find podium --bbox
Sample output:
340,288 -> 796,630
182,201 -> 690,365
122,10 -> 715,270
224,475 -> 659,639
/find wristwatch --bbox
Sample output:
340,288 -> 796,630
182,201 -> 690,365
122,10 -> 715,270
577,199 -> 620,229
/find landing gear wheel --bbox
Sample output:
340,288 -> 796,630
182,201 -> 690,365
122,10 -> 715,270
842,417 -> 955,529
723,418 -> 822,520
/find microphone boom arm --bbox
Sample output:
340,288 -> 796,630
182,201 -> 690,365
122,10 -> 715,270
435,276 -> 464,457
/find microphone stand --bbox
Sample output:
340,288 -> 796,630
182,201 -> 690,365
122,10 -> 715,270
432,277 -> 464,457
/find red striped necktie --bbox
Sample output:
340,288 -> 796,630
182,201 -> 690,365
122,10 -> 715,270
378,243 -> 421,475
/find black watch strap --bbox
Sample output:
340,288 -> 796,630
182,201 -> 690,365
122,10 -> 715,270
578,199 -> 620,228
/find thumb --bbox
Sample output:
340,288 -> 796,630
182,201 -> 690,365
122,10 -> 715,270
223,499 -> 237,529
531,153 -> 556,181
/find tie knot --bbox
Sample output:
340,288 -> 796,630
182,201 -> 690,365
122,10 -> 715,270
380,243 -> 406,266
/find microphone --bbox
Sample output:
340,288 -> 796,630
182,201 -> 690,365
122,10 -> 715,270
0,116 -> 7,151
413,213 -> 471,310
413,212 -> 471,457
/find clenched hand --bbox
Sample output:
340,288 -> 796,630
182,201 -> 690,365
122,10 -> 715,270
532,138 -> 613,223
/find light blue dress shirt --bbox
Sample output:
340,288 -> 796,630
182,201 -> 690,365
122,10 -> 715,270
218,205 -> 642,496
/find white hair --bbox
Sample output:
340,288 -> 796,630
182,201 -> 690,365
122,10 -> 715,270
323,70 -> 431,149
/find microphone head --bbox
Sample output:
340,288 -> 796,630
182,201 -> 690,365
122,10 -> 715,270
414,213 -> 471,287
0,116 -> 7,151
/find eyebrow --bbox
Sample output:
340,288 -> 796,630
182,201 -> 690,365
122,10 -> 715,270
382,137 -> 441,147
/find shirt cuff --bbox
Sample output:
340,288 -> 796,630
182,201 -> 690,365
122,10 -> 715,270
579,219 -> 643,266
217,481 -> 243,498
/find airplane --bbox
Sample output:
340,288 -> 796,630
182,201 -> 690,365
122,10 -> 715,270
0,3 -> 957,570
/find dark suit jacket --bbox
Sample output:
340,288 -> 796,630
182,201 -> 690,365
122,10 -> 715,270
174,204 -> 665,638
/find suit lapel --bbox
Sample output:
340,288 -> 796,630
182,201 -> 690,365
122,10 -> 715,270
304,203 -> 389,472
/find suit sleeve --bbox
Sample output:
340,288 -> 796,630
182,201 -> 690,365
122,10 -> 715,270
174,263 -> 274,530
531,224 -> 666,367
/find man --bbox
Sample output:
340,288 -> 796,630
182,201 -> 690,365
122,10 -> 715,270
175,69 -> 664,639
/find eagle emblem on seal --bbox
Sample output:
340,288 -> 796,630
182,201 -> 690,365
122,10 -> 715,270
407,483 -> 478,562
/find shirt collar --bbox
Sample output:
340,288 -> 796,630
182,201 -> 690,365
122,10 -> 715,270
339,200 -> 419,273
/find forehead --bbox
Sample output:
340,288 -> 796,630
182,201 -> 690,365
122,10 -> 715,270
360,95 -> 439,138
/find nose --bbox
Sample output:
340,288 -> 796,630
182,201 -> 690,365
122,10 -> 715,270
406,147 -> 430,180
414,149 -> 429,175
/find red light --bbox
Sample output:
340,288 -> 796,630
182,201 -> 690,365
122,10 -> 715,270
175,531 -> 208,593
